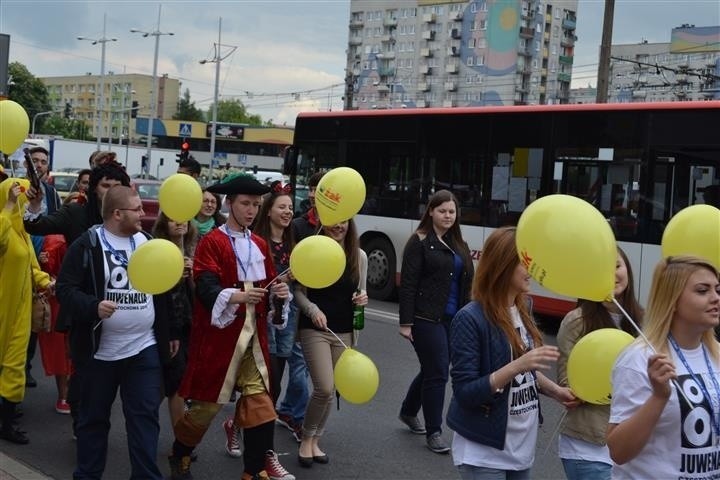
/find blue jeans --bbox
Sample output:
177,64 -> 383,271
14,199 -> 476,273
276,341 -> 309,423
74,344 -> 163,480
458,465 -> 530,480
561,458 -> 611,480
400,318 -> 451,436
268,301 -> 298,357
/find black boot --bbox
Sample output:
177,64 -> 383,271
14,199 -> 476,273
1,399 -> 29,444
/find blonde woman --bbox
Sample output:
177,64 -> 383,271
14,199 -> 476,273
608,256 -> 720,478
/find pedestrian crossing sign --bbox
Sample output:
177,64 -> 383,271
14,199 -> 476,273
179,123 -> 192,137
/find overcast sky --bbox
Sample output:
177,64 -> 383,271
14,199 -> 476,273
1,1 -> 718,125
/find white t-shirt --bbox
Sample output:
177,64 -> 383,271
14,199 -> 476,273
95,229 -> 156,361
610,342 -> 720,480
452,306 -> 540,471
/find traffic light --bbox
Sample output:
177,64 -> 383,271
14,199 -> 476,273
141,155 -> 148,173
131,101 -> 139,119
177,140 -> 190,163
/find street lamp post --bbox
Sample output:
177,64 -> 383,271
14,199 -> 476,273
31,110 -> 59,138
131,5 -> 173,179
199,17 -> 236,183
78,13 -> 116,151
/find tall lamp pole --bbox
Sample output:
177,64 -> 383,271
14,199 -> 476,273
78,13 -> 116,151
131,5 -> 173,178
200,17 -> 236,183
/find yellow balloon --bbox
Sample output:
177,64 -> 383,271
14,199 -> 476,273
516,194 -> 617,301
315,167 -> 366,225
290,235 -> 346,288
0,100 -> 30,154
128,239 -> 184,294
662,204 -> 720,269
334,348 -> 380,404
158,174 -> 203,223
567,328 -> 634,405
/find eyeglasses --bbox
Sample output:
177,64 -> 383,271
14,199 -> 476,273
202,199 -> 217,205
116,206 -> 144,213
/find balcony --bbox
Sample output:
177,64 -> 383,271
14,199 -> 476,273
420,47 -> 433,57
541,68 -> 547,77
447,46 -> 460,57
349,19 -> 364,29
383,17 -> 398,27
423,13 -> 436,23
419,64 -> 432,75
516,64 -> 532,75
518,46 -> 532,57
539,85 -> 546,94
378,66 -> 396,77
516,84 -> 529,93
443,99 -> 457,107
557,72 -> 571,83
632,90 -> 647,99
445,81 -> 458,91
561,35 -> 576,47
449,11 -> 463,21
422,30 -> 436,40
376,83 -> 391,93
418,82 -> 430,92
377,51 -> 396,60
381,34 -> 395,43
445,63 -> 459,74
519,27 -> 534,39
521,9 -> 534,20
349,37 -> 363,46
562,17 -> 577,30
450,28 -> 461,39
559,55 -> 573,65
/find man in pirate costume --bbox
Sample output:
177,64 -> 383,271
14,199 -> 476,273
169,173 -> 294,480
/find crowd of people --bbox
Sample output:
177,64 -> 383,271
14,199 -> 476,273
0,149 -> 719,480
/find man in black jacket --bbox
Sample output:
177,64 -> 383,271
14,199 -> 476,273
56,185 -> 179,480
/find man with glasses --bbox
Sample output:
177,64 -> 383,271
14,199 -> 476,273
56,185 -> 178,479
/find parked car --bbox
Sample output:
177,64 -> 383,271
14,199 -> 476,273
48,172 -> 79,200
131,178 -> 162,232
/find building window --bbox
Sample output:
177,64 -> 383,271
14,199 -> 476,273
468,38 -> 476,48
471,2 -> 477,13
479,19 -> 487,30
478,38 -> 487,49
467,56 -> 474,66
477,55 -> 485,65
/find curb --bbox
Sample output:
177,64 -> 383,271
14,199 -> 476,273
0,452 -> 52,480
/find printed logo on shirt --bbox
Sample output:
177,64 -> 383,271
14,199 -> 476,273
103,250 -> 149,308
509,372 -> 539,416
677,373 -> 720,478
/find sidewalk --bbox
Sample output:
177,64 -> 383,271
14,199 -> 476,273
0,452 -> 52,480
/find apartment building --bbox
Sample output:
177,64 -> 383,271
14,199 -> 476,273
608,26 -> 720,102
41,72 -> 180,142
345,0 -> 578,109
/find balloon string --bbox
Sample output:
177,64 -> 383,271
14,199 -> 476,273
612,297 -> 693,408
541,409 -> 567,458
326,327 -> 349,349
266,267 -> 290,289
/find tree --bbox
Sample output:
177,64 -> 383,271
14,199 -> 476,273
173,88 -> 204,122
211,98 -> 264,126
40,115 -> 89,141
7,62 -> 52,130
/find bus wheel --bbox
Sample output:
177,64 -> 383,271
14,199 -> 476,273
364,237 -> 396,301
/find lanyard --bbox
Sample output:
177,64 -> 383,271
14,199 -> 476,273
99,227 -> 136,267
224,227 -> 251,278
669,335 -> 720,443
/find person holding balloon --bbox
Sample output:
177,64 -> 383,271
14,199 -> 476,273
555,247 -> 644,480
55,185 -> 178,479
607,256 -> 720,479
168,173 -> 295,480
294,217 -> 368,468
447,226 -> 577,479
398,189 -> 474,454
0,178 -> 53,444
151,213 -> 198,428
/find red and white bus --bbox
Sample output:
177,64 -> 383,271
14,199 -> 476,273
284,101 -> 720,318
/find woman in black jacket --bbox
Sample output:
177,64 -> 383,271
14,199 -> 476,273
398,189 -> 474,454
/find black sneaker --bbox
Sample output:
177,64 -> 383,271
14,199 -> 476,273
426,432 -> 450,454
25,372 -> 37,388
398,414 -> 426,434
1,426 -> 29,445
168,454 -> 194,480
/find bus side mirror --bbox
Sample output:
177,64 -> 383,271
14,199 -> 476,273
283,146 -> 297,176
